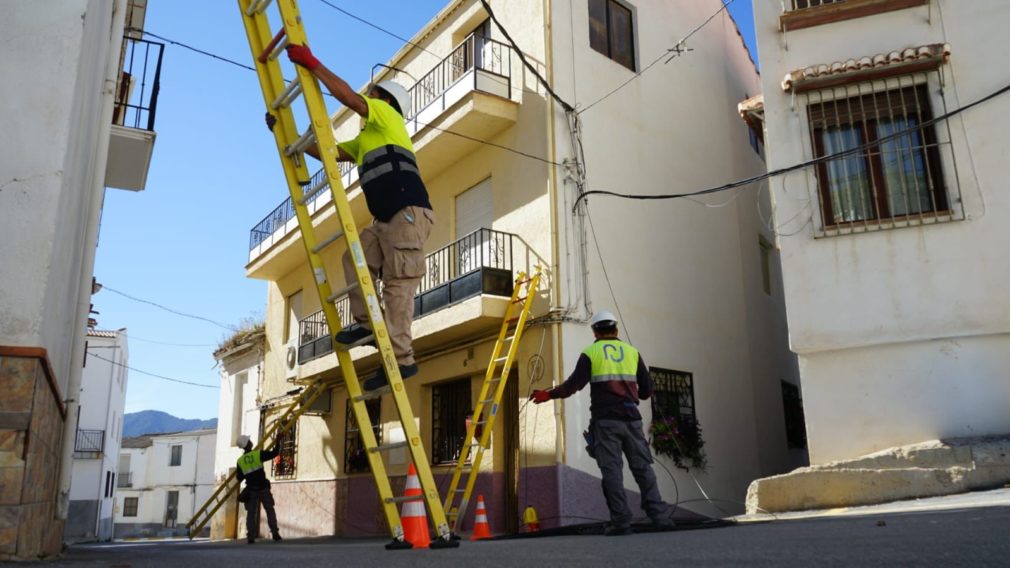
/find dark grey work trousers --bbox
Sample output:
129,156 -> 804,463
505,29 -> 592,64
245,486 -> 279,538
593,419 -> 668,527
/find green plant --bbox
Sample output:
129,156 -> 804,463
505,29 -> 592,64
650,414 -> 707,472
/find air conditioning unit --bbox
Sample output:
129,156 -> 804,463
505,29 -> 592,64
284,339 -> 299,381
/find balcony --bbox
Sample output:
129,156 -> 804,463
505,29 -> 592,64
781,0 -> 929,30
247,32 -> 519,271
74,429 -> 105,456
117,472 -> 133,488
296,228 -> 520,367
105,34 -> 163,191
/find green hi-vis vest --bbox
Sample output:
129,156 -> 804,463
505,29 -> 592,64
583,339 -> 640,385
237,450 -> 264,475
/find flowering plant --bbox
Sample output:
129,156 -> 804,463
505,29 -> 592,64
649,414 -> 707,472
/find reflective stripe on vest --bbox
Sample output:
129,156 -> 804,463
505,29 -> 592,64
357,144 -> 419,185
583,340 -> 639,384
237,450 -> 264,475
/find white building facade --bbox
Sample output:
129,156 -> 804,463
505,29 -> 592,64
750,0 -> 1010,464
65,330 -> 130,542
115,429 -> 216,538
0,0 -> 159,558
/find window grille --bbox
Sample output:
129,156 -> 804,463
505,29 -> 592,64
790,0 -> 845,9
431,378 -> 472,465
344,398 -> 382,474
123,497 -> 139,517
272,421 -> 297,479
801,73 -> 962,236
650,368 -> 696,421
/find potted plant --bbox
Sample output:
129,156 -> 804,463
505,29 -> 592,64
649,414 -> 707,472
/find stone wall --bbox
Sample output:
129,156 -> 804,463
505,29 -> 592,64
0,351 -> 67,560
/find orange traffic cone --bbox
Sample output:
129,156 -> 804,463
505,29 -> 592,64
470,494 -> 492,540
400,464 -> 430,549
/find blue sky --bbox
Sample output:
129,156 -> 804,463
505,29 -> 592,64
95,0 -> 757,420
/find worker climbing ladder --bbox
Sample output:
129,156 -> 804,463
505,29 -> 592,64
187,380 -> 327,538
224,0 -> 456,549
443,267 -> 542,533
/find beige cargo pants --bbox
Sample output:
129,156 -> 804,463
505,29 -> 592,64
341,205 -> 434,366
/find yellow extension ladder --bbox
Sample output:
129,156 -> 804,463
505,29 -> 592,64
198,0 -> 457,548
186,380 -> 327,538
443,267 -> 542,533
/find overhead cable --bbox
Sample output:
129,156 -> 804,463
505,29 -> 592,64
315,0 -> 442,59
87,352 -> 219,389
103,286 -> 238,331
478,0 -> 576,113
129,28 -> 256,72
578,0 -> 736,115
573,80 -> 1010,211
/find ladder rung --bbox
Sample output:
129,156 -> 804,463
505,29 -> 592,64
246,0 -> 275,17
285,128 -> 316,156
354,385 -> 390,401
327,282 -> 358,303
474,421 -> 487,426
488,377 -> 501,383
385,495 -> 424,504
504,335 -> 516,342
506,317 -> 520,324
512,296 -> 528,304
494,356 -> 508,363
312,230 -> 343,253
480,398 -> 494,404
271,78 -> 302,110
370,441 -> 409,453
299,177 -> 330,205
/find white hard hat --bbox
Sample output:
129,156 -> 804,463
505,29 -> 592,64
236,435 -> 251,449
373,80 -> 411,118
590,310 -> 618,329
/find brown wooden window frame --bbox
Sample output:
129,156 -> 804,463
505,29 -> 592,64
808,83 -> 948,230
431,378 -> 472,465
782,0 -> 930,31
588,0 -> 636,71
344,398 -> 382,475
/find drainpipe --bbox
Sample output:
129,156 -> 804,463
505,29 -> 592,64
58,0 -> 128,519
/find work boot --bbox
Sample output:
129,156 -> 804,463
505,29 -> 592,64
604,524 -> 633,536
247,537 -> 255,544
363,364 -> 418,391
334,323 -> 375,347
652,517 -> 674,530
272,532 -> 282,542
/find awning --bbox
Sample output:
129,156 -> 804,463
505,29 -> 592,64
781,43 -> 951,93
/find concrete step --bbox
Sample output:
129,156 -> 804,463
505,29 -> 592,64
747,435 -> 1010,514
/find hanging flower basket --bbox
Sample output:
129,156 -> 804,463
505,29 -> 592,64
650,414 -> 707,472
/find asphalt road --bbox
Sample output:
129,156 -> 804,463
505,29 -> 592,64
37,505 -> 1010,567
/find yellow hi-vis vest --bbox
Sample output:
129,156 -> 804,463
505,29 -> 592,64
237,450 -> 264,475
583,339 -> 640,385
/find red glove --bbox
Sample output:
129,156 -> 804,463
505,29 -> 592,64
529,390 -> 551,404
286,44 -> 321,71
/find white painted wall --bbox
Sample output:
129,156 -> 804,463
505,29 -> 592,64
213,346 -> 263,481
547,0 -> 800,513
752,1 -> 1010,463
68,330 -> 130,540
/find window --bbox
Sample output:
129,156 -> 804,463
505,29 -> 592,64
589,0 -> 635,71
808,83 -> 948,230
431,378 -> 472,464
344,398 -> 382,474
284,290 -> 303,344
781,381 -> 807,449
272,421 -> 297,479
104,471 -> 112,498
123,497 -> 138,517
169,445 -> 182,467
650,368 -> 696,422
455,178 -> 493,276
759,236 -> 774,296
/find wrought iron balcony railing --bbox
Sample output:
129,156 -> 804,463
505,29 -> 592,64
297,228 -> 516,365
75,429 -> 105,453
787,0 -> 845,9
113,34 -> 164,131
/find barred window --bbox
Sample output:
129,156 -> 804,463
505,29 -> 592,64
781,381 -> 807,449
123,497 -> 138,517
272,422 -> 297,480
344,398 -> 382,474
431,378 -> 471,465
807,82 -> 951,233
650,368 -> 695,421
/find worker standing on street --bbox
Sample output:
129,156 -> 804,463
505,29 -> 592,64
236,435 -> 282,544
278,43 -> 434,391
529,311 -> 673,536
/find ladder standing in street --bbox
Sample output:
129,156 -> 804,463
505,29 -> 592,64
278,43 -> 435,391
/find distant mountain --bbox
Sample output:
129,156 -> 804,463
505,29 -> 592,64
123,410 -> 217,438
